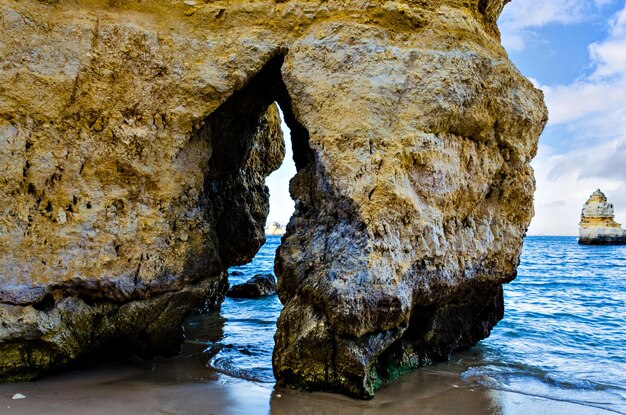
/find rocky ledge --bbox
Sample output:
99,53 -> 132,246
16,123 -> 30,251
0,0 -> 546,397
579,189 -> 626,245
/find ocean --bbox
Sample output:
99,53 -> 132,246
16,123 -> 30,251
184,235 -> 626,414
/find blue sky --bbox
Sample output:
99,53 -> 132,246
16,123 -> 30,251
267,1 -> 626,235
501,0 -> 626,235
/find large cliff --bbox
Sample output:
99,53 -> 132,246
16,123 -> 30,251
0,0 -> 547,397
579,189 -> 626,245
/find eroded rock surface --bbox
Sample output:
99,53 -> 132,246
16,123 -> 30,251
0,0 -> 546,396
579,189 -> 626,245
273,2 -> 547,398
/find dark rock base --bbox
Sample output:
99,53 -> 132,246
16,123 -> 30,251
578,237 -> 626,245
0,275 -> 227,383
274,283 -> 505,399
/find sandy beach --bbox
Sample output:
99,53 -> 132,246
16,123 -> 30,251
0,355 -> 618,415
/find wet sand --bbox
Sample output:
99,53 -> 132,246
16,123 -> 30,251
0,358 -> 618,415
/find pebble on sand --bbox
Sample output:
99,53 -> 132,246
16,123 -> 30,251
11,393 -> 26,400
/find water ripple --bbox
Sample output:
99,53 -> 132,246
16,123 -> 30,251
183,235 -> 626,413
465,236 -> 626,413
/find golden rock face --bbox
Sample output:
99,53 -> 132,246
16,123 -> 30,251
0,0 -> 546,396
579,189 -> 626,245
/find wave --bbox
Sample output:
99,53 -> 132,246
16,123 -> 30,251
190,235 -> 626,412
461,365 -> 626,414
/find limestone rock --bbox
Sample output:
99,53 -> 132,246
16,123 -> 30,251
0,0 -> 546,397
273,2 -> 546,399
226,274 -> 277,298
266,222 -> 286,236
579,189 -> 626,245
0,0 -> 286,381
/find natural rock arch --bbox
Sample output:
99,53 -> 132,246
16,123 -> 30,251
0,0 -> 547,398
198,54 -> 313,266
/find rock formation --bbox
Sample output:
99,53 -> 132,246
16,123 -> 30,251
266,222 -> 286,236
579,189 -> 626,245
0,0 -> 287,381
226,274 -> 277,298
0,0 -> 547,397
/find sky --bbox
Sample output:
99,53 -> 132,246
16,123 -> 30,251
264,112 -> 296,228
500,0 -> 626,235
266,0 -> 626,235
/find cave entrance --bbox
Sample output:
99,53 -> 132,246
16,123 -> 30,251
180,55 -> 306,383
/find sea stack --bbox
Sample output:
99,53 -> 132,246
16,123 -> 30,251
0,0 -> 547,397
266,222 -> 286,236
579,189 -> 626,245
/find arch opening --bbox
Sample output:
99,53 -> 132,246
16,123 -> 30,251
176,54 -> 307,383
195,54 -> 311,270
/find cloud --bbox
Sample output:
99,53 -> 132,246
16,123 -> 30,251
589,6 -> 626,77
499,0 -> 601,51
501,0 -> 588,29
541,81 -> 626,125
528,140 -> 626,235
537,2 -> 626,142
549,138 -> 626,182
525,4 -> 626,235
265,113 -> 297,227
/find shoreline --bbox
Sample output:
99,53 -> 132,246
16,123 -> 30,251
2,236 -> 625,415
0,357 -> 620,415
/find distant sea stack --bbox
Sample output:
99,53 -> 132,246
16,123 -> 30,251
265,222 -> 286,236
579,189 -> 626,245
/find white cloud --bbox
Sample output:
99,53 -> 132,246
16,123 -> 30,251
501,0 -> 588,29
541,81 -> 624,125
550,138 -> 626,183
537,2 -> 626,137
589,7 -> 626,77
529,140 -> 626,235
499,0 -> 597,51
501,2 -> 626,234
265,113 -> 296,228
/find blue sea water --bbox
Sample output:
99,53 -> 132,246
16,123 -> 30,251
457,236 -> 626,414
184,236 -> 283,383
184,235 -> 626,413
